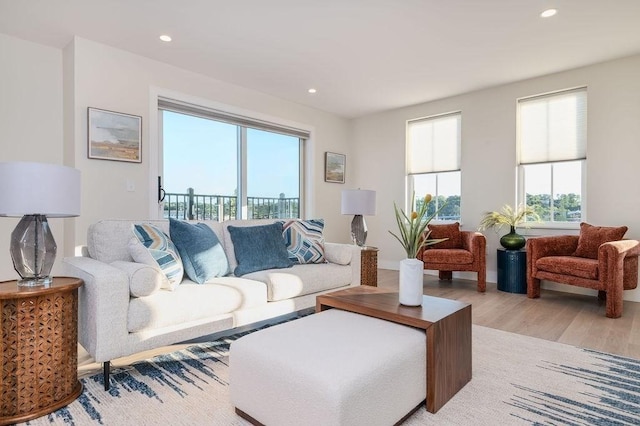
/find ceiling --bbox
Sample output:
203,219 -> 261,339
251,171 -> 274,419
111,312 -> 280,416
2,0 -> 640,118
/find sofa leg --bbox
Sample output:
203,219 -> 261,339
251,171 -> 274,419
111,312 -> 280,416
104,361 -> 111,391
438,271 -> 452,281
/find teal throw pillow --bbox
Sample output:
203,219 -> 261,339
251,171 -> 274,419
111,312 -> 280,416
228,222 -> 293,276
281,219 -> 326,264
169,219 -> 229,284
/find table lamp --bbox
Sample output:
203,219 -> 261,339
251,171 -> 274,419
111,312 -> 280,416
341,189 -> 376,246
0,162 -> 81,286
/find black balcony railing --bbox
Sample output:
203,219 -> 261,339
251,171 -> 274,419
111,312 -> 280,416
163,189 -> 299,221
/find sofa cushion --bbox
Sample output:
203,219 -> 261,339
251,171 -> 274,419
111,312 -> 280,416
110,260 -> 166,297
127,282 -> 252,333
228,223 -> 293,276
129,224 -> 184,290
422,248 -> 473,265
203,276 -> 268,310
244,263 -> 351,302
537,255 -> 598,280
573,222 -> 628,259
426,222 -> 462,249
281,219 -> 326,264
169,219 -> 229,284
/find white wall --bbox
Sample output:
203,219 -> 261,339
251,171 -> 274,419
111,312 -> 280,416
0,34 -> 353,282
67,37 -> 353,249
0,33 -> 65,281
351,54 -> 640,301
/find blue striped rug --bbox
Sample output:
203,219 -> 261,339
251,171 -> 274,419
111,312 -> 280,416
22,321 -> 640,425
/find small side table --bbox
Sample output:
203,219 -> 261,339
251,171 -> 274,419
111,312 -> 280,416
0,277 -> 83,425
497,248 -> 527,294
360,246 -> 379,286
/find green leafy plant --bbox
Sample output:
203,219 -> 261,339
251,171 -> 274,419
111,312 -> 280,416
389,192 -> 447,258
478,204 -> 540,232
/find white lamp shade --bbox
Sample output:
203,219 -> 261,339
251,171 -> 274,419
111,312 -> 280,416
341,189 -> 376,216
0,162 -> 81,217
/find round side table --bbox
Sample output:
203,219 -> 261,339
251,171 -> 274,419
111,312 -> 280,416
0,277 -> 83,425
496,248 -> 527,294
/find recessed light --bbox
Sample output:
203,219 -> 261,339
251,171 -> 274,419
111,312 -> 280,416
159,35 -> 172,42
308,88 -> 317,94
540,9 -> 557,18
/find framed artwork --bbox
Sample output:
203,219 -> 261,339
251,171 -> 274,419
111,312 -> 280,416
88,107 -> 142,163
325,152 -> 346,183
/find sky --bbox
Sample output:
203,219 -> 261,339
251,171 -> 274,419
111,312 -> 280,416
162,111 -> 300,199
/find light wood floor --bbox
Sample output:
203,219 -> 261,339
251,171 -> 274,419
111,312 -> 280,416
378,269 -> 640,359
78,269 -> 640,380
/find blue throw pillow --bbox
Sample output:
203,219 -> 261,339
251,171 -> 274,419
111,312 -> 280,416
228,222 -> 293,276
169,219 -> 229,284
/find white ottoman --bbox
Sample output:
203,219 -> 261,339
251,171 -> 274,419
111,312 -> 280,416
230,309 -> 426,426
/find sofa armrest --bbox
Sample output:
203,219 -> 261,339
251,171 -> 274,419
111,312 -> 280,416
461,231 -> 485,253
324,242 -> 362,285
599,240 -> 640,290
62,256 -> 131,363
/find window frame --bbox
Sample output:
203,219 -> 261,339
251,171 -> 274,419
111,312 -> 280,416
516,87 -> 587,229
155,95 -> 308,221
406,111 -> 462,223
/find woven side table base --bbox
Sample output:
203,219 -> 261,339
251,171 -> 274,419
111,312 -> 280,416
360,247 -> 379,286
0,278 -> 83,425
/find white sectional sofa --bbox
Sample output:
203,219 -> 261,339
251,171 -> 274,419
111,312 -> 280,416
63,218 -> 361,390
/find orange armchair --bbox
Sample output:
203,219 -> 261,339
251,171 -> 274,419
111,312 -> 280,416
526,225 -> 640,318
417,223 -> 486,292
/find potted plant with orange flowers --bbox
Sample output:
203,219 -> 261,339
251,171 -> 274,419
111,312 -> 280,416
389,192 -> 446,306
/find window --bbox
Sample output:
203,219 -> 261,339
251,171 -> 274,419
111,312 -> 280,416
407,112 -> 461,221
159,99 -> 306,221
517,88 -> 587,224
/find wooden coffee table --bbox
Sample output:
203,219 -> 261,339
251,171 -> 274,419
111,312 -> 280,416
316,286 -> 471,413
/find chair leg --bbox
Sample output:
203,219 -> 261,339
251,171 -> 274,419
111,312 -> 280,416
104,361 -> 111,391
527,277 -> 541,299
605,290 -> 623,318
438,271 -> 452,281
598,290 -> 606,301
477,264 -> 486,293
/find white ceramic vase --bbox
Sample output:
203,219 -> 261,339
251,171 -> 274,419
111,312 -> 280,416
399,258 -> 424,306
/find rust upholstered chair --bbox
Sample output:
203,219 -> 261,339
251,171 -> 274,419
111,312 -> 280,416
416,222 -> 486,292
526,222 -> 640,318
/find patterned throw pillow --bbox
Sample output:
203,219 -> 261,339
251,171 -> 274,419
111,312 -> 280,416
129,223 -> 184,290
281,219 -> 326,264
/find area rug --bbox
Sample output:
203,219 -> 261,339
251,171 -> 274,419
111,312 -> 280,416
22,322 -> 640,425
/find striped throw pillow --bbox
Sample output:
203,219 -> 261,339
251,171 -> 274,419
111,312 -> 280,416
281,219 -> 326,264
129,223 -> 184,290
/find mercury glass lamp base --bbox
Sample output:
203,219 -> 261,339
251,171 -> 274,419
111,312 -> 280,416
350,214 -> 368,247
17,276 -> 52,287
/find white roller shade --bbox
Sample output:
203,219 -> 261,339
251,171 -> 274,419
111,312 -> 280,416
407,112 -> 461,174
518,88 -> 587,165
